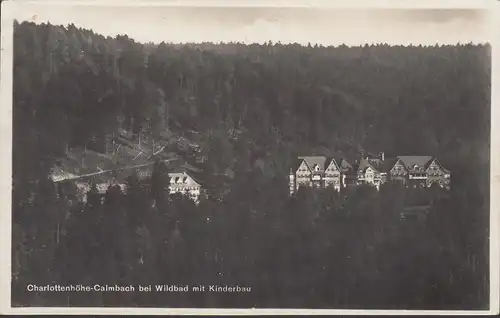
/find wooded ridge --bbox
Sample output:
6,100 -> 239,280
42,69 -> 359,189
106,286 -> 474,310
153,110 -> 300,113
11,20 -> 490,309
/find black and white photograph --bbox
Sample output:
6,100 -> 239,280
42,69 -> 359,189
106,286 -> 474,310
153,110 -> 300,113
1,0 -> 498,314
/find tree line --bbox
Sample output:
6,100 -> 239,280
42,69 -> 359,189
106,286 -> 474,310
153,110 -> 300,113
12,162 -> 489,308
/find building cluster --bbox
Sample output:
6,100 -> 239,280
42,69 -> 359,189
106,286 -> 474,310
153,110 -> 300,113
53,152 -> 451,204
55,169 -> 203,204
289,153 -> 451,195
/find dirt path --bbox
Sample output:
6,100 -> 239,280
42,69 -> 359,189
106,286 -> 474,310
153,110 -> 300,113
54,158 -> 180,183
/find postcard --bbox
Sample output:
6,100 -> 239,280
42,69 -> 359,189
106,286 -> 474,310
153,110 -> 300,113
1,0 -> 498,315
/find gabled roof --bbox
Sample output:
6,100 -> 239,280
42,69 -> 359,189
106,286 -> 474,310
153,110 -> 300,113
357,158 -> 381,173
325,157 -> 341,171
367,158 -> 384,171
187,169 -> 207,186
291,157 -> 309,172
297,156 -> 328,171
168,171 -> 200,187
292,156 -> 357,174
335,158 -> 354,173
292,154 -> 448,175
426,158 -> 451,173
382,157 -> 399,172
336,158 -> 356,173
397,156 -> 434,171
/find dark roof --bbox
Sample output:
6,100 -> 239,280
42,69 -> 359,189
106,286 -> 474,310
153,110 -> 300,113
355,157 -> 394,173
183,169 -> 206,186
429,158 -> 451,173
334,157 -> 353,173
356,158 -> 379,173
291,157 -> 306,172
293,156 -> 354,173
325,157 -> 340,170
367,158 -> 384,171
382,157 -> 398,172
292,154 -> 448,175
397,156 -> 434,171
298,156 -> 328,171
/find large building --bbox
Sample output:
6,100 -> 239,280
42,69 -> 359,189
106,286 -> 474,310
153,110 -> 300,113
290,156 -> 347,192
388,156 -> 451,189
289,153 -> 451,195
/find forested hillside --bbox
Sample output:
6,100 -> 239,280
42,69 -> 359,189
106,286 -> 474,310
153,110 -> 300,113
12,20 -> 491,309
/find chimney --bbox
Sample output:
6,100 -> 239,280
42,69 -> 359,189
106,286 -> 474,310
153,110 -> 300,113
380,152 -> 385,161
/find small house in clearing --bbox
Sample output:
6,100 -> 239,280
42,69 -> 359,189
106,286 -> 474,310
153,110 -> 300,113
168,171 -> 202,203
52,162 -> 204,204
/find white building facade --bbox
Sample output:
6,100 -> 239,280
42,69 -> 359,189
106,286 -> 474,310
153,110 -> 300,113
168,171 -> 202,203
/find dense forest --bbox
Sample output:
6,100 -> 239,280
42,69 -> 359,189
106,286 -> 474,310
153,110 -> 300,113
12,20 -> 490,309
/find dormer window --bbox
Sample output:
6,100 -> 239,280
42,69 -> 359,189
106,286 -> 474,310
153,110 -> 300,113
314,164 -> 320,172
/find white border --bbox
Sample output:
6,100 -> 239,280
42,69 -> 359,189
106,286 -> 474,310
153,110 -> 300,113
1,0 -> 498,315
2,0 -> 494,9
489,1 -> 500,316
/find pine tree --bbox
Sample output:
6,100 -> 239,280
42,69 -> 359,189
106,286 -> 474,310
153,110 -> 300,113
150,159 -> 169,203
